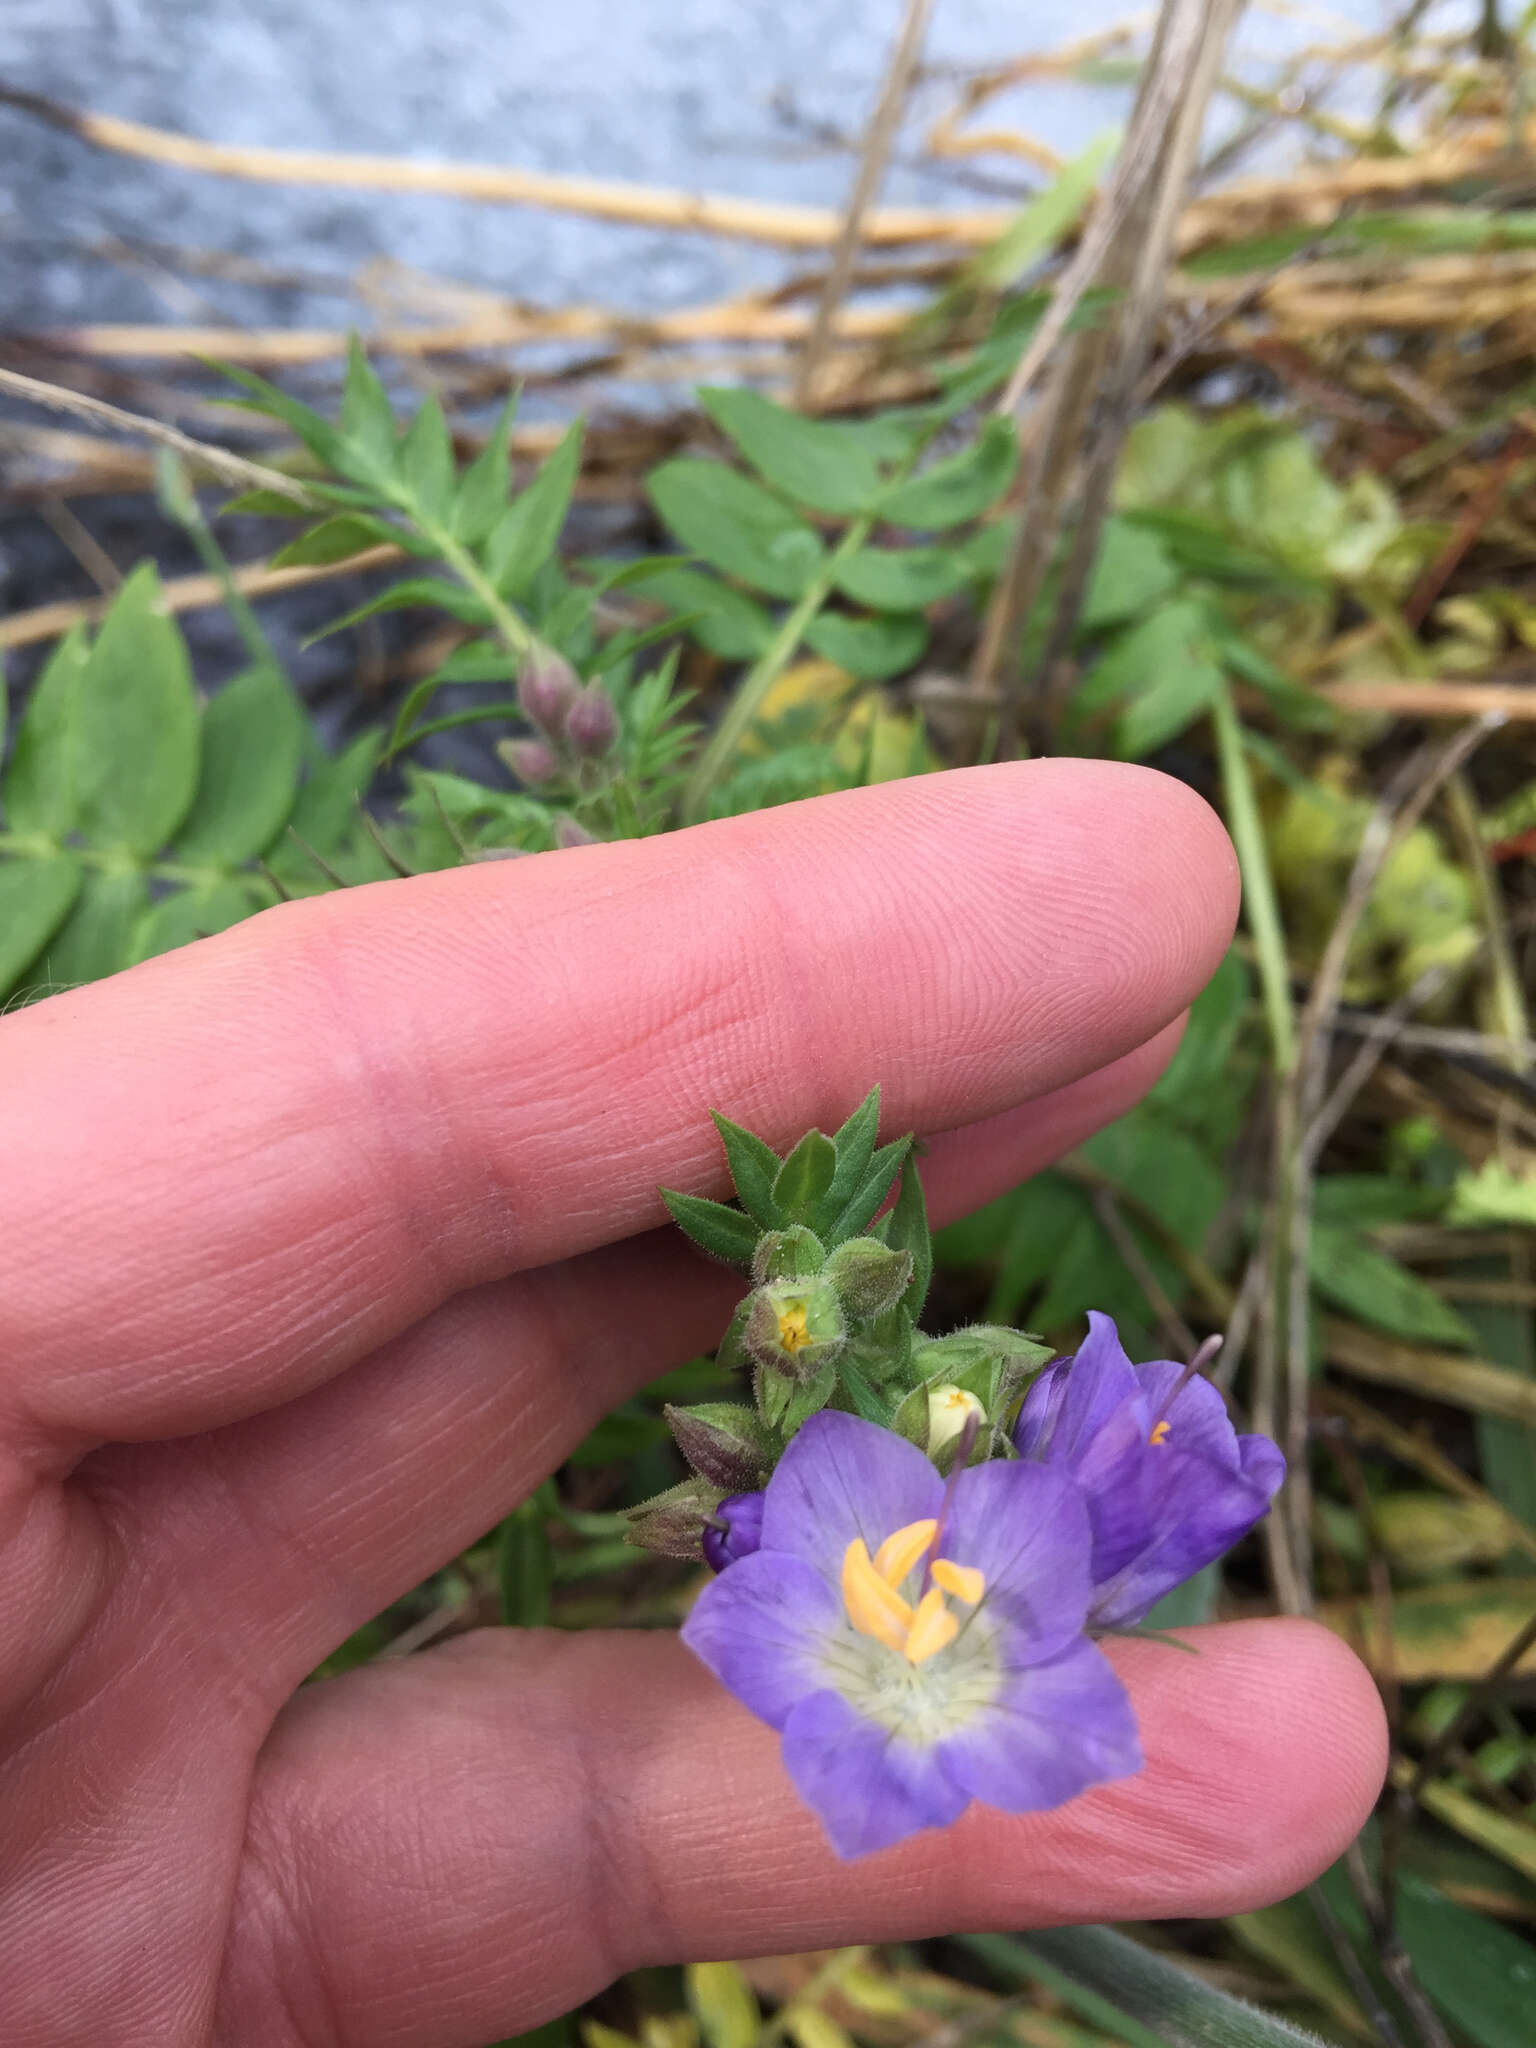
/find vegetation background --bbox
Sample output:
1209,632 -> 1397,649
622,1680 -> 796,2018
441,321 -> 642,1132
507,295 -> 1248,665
1,3 -> 1534,2043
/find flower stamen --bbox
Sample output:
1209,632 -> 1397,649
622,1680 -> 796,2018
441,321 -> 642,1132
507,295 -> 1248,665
843,1520 -> 986,1664
1149,1419 -> 1171,1445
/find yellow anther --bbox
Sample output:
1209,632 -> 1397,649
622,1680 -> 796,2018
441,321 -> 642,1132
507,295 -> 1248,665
1149,1419 -> 1171,1445
777,1303 -> 812,1353
842,1538 -> 916,1654
931,1557 -> 985,1606
872,1518 -> 938,1588
904,1586 -> 961,1664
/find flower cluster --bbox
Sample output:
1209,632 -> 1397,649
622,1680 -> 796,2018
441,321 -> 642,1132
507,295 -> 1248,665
647,1097 -> 1285,1859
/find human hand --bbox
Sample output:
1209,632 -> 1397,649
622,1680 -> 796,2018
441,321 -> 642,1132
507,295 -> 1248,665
0,761 -> 1386,2048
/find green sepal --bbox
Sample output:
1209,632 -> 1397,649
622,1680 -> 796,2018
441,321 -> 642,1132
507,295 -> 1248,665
760,1357 -> 839,1433
711,1111 -> 785,1226
823,1134 -> 913,1242
891,1380 -> 930,1450
661,1188 -> 759,1267
623,1476 -> 725,1560
823,1236 -> 913,1319
771,1129 -> 838,1225
665,1401 -> 778,1491
743,1278 -> 846,1380
809,1085 -> 882,1232
876,1153 -> 933,1318
752,1225 -> 826,1284
838,1356 -> 894,1427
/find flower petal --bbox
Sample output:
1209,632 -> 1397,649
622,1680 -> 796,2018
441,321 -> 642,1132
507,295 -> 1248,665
1090,1442 -> 1286,1628
681,1551 -> 843,1731
760,1412 -> 943,1589
941,1461 -> 1092,1656
780,1687 -> 969,1858
1135,1362 -> 1242,1469
1014,1312 -> 1144,1460
938,1635 -> 1143,1812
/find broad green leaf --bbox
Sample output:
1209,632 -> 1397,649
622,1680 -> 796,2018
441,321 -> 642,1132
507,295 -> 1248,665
454,393 -> 518,545
804,611 -> 927,680
711,1112 -> 783,1228
647,459 -> 826,599
72,566 -> 200,857
174,669 -> 307,865
1312,1175 -> 1445,1225
698,386 -> 884,516
3,625 -> 89,837
1397,1875 -> 1536,2048
660,1189 -> 759,1267
1227,1897 -> 1372,2042
284,728 -> 383,855
685,1962 -> 761,2048
269,514 -> 401,569
771,1130 -> 838,1226
1081,1105 -> 1225,1250
0,854 -> 83,994
339,335 -> 398,480
833,545 -> 970,611
486,422 -> 584,598
1148,948 -> 1250,1112
1073,599 -> 1222,755
625,564 -> 774,660
1117,661 -> 1222,758
42,869 -> 151,987
132,879 -> 265,961
879,418 -> 1019,530
1311,1222 -> 1476,1349
399,391 -> 455,525
1079,517 -> 1180,632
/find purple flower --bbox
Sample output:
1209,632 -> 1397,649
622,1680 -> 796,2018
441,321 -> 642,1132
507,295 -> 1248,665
1013,1312 -> 1285,1630
703,1491 -> 766,1573
681,1411 -> 1141,1858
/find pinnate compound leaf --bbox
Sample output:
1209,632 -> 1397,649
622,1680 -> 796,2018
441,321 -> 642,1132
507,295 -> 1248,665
486,422 -> 583,597
834,545 -> 970,611
711,1112 -> 784,1227
625,564 -> 774,660
174,668 -> 307,865
283,728 -> 383,856
72,566 -> 200,857
804,610 -> 927,680
771,1129 -> 838,1225
647,459 -> 826,599
0,854 -> 83,994
699,386 -> 884,516
879,417 -> 1018,529
3,625 -> 90,837
661,1189 -> 760,1267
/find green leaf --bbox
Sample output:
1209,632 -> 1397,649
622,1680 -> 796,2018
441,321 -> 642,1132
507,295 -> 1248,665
312,578 -> 491,641
498,1493 -> 553,1627
0,854 -> 83,994
698,386 -> 884,516
173,669 -> 307,865
1311,1223 -> 1477,1349
711,1112 -> 784,1227
42,868 -> 151,987
399,391 -> 455,525
133,878 -> 265,961
647,458 -> 827,599
686,1962 -> 761,2048
454,393 -> 518,545
486,422 -> 583,598
624,564 -> 774,660
813,1086 -> 883,1232
212,360 -> 343,467
839,1356 -> 895,1426
825,1135 -> 912,1242
72,566 -> 200,857
1397,1875 -> 1536,2048
219,488 -> 316,517
269,514 -> 400,569
339,335 -> 398,480
967,133 -> 1119,289
1079,517 -> 1180,632
3,625 -> 90,837
661,1189 -> 760,1267
881,1154 -> 933,1319
805,611 -> 928,680
284,728 -> 383,855
1148,948 -> 1250,1112
771,1130 -> 838,1226
879,418 -> 1019,530
1073,599 -> 1223,757
833,545 -> 970,611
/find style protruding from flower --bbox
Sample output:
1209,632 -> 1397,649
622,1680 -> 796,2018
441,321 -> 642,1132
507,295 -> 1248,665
682,1411 -> 1143,1858
1013,1311 -> 1286,1629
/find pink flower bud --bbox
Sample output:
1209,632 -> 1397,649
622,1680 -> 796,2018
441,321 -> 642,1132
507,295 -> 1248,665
564,685 -> 619,760
502,738 -> 559,788
517,648 -> 580,738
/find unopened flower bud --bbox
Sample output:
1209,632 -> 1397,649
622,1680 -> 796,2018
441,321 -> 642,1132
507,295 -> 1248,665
666,1401 -> 777,1493
501,737 -> 560,788
751,1225 -> 826,1286
823,1236 -> 913,1319
926,1383 -> 985,1457
518,647 -> 580,738
624,1477 -> 724,1560
554,815 -> 598,849
702,1491 -> 765,1573
744,1278 -> 846,1382
564,684 -> 619,760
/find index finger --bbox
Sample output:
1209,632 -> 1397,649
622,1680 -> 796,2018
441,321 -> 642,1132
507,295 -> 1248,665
0,761 -> 1236,1450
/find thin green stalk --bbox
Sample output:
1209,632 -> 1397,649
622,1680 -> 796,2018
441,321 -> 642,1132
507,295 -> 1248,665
422,521 -> 536,662
157,452 -> 284,678
1211,684 -> 1296,1076
681,510 -> 878,823
0,832 -> 232,892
